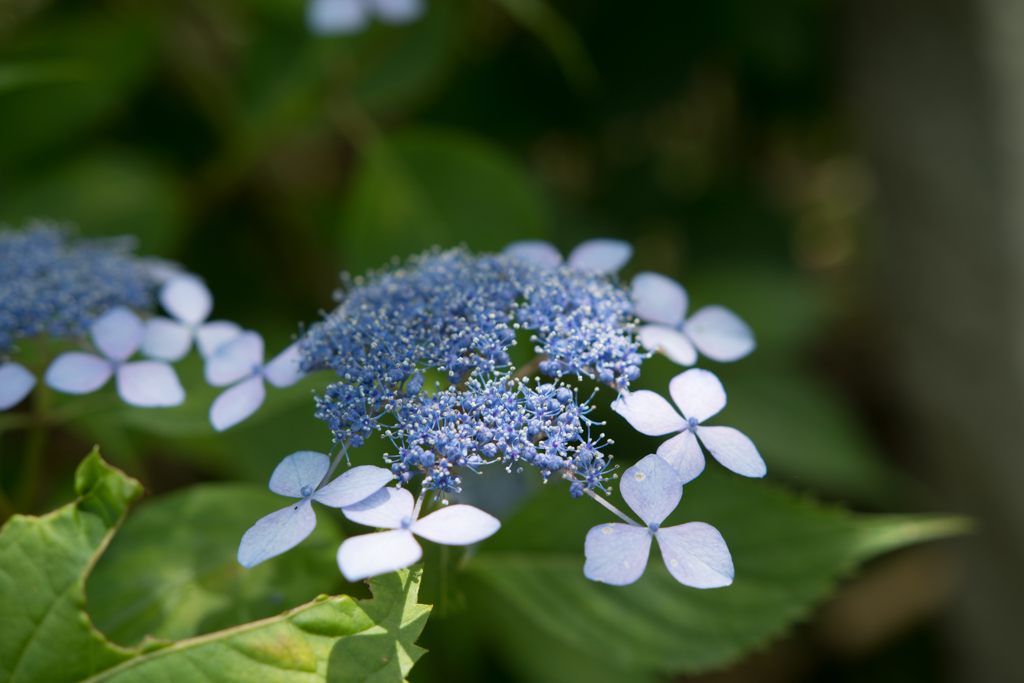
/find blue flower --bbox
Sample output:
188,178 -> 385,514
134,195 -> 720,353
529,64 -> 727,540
142,274 -> 242,362
43,306 -> 185,408
584,454 -> 733,588
631,271 -> 755,365
238,451 -> 394,568
612,368 -> 766,482
0,222 -> 159,354
306,0 -> 425,36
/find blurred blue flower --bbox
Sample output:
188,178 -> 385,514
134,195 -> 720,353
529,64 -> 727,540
142,274 -> 242,362
238,451 -> 394,567
306,0 -> 425,36
44,306 -> 186,408
0,222 -> 159,355
612,368 -> 766,483
0,362 -> 36,411
504,237 -> 634,275
584,454 -> 733,588
631,271 -> 755,366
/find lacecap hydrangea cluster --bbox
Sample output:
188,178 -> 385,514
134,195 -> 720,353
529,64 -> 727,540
0,222 -> 159,354
298,246 -> 641,499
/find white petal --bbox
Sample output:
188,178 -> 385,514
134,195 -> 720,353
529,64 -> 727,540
567,238 -> 633,275
342,487 -> 414,529
611,390 -> 685,436
656,430 -> 705,485
631,272 -> 688,325
656,522 -> 734,588
583,523 -> 652,586
374,0 -> 425,24
160,274 -> 212,326
237,499 -> 317,568
619,454 -> 681,526
337,529 -> 422,582
44,352 -> 112,394
269,451 -> 331,498
637,325 -> 697,367
695,425 -> 766,478
90,306 -> 144,362
141,317 -> 193,362
313,466 -> 394,508
669,368 -> 726,423
204,331 -> 264,387
0,362 -> 36,411
503,240 -> 563,269
116,361 -> 186,408
195,320 -> 243,358
683,305 -> 756,363
142,257 -> 184,284
209,375 -> 266,432
306,0 -> 370,35
262,341 -> 306,389
412,505 -> 501,545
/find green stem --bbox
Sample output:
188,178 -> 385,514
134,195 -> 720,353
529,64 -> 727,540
586,488 -> 642,527
15,381 -> 51,511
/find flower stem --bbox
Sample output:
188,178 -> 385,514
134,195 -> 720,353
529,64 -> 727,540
412,486 -> 428,521
318,440 -> 351,489
586,488 -> 642,527
15,381 -> 51,511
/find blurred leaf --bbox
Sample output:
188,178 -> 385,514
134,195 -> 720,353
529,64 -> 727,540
0,14 -> 156,168
0,150 -> 185,254
0,61 -> 82,93
718,370 -> 903,506
465,470 -> 969,676
350,1 -> 463,116
88,483 -> 345,646
0,448 -> 431,682
0,447 -> 143,683
489,0 -> 598,93
340,126 -> 549,269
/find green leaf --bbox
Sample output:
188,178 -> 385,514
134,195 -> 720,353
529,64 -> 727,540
87,483 -> 346,646
0,150 -> 186,255
340,127 -> 549,270
0,447 -> 142,683
464,470 -> 969,676
0,449 -> 432,683
0,15 -> 156,168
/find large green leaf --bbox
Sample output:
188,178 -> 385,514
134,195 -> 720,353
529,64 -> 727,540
340,127 -> 549,270
464,469 -> 969,676
87,483 -> 346,646
0,449 -> 432,683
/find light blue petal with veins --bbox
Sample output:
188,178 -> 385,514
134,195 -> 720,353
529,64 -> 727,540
612,390 -> 685,436
342,487 -> 414,529
631,271 -> 688,326
337,529 -> 422,582
656,430 -> 706,484
313,465 -> 393,508
684,304 -> 756,363
695,425 -> 767,478
656,522 -> 734,588
270,451 -> 331,498
412,505 -> 500,545
669,368 -> 726,423
637,325 -> 697,366
620,454 -> 682,525
237,498 -> 317,568
584,523 -> 652,586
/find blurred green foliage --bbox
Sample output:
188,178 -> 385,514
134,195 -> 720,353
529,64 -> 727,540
0,0 -> 955,681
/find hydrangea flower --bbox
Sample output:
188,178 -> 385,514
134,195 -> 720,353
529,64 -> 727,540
299,247 -> 640,498
238,451 -> 394,567
584,454 -> 733,588
0,362 -> 36,411
43,306 -> 185,408
338,486 -> 500,581
631,271 -> 755,366
0,222 -> 158,354
306,0 -> 424,36
612,368 -> 765,483
503,238 -> 634,275
206,331 -> 306,431
142,274 -> 242,362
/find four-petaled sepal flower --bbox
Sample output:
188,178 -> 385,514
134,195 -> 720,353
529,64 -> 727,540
43,306 -> 185,408
142,274 -> 242,362
612,368 -> 766,483
584,454 -> 733,588
337,487 -> 500,581
631,271 -> 755,365
238,451 -> 393,568
206,331 -> 307,431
